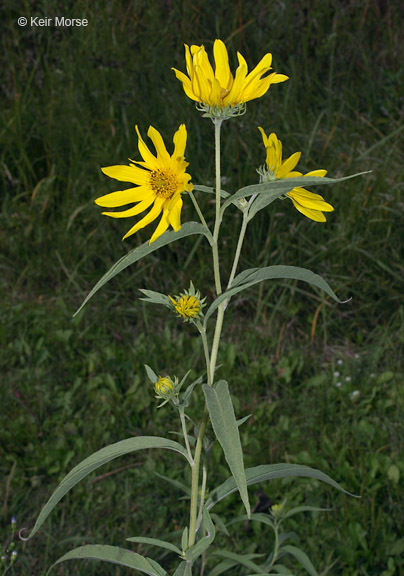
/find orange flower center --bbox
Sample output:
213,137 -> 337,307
150,169 -> 177,198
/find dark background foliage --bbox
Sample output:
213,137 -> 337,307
1,0 -> 403,574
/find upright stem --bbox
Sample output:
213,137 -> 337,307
187,118 -> 224,551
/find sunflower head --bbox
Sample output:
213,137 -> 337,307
169,281 -> 206,323
172,39 -> 288,120
257,127 -> 334,222
154,375 -> 178,400
96,124 -> 193,244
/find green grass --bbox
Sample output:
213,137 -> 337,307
1,0 -> 404,574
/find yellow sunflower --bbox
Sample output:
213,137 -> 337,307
96,124 -> 193,243
258,127 -> 334,222
172,39 -> 288,115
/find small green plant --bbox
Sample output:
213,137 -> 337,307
25,38 -> 366,575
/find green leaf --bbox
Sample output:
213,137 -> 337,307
282,505 -> 329,520
211,551 -> 264,573
204,265 -> 343,323
280,545 -> 318,576
74,222 -> 212,316
210,556 -> 264,576
48,545 -> 166,576
27,437 -> 191,539
186,507 -> 215,561
126,537 -> 182,556
220,172 -> 370,214
269,564 -> 295,575
206,463 -> 356,510
145,365 -> 158,384
193,184 -> 230,199
173,561 -> 193,576
227,512 -> 276,531
203,381 -> 250,516
139,289 -> 172,308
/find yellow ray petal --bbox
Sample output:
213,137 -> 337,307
149,210 -> 170,244
289,197 -> 327,222
95,186 -> 153,207
277,152 -> 302,178
168,195 -> 183,231
101,165 -> 150,185
135,126 -> 159,169
305,169 -> 327,177
101,196 -> 155,218
213,39 -> 232,90
122,197 -> 165,240
147,126 -> 170,163
288,189 -> 334,212
172,124 -> 187,160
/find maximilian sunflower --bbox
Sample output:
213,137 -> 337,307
172,39 -> 288,116
96,124 -> 193,243
258,128 -> 334,222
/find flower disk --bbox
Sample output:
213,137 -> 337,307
170,294 -> 201,320
96,124 -> 193,243
258,128 -> 334,222
172,39 -> 288,115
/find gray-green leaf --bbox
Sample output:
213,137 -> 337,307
206,463 -> 356,510
74,221 -> 212,316
203,381 -> 250,516
48,545 -> 166,576
280,545 -> 318,576
126,537 -> 181,556
27,437 -> 191,539
205,265 -> 343,323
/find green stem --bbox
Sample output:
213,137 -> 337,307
188,407 -> 208,548
189,190 -> 212,238
179,407 -> 193,464
226,209 -> 249,290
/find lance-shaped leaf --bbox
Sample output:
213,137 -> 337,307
193,184 -> 231,199
139,289 -> 172,308
47,544 -> 166,576
74,222 -> 212,316
279,545 -> 318,576
211,551 -> 264,573
26,437 -> 191,539
204,265 -> 343,323
206,463 -> 356,510
203,381 -> 250,516
173,561 -> 193,576
126,536 -> 182,556
220,172 -> 370,215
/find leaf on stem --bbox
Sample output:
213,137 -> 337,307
204,265 -> 344,323
26,437 -> 191,539
47,544 -> 167,576
206,463 -> 357,510
74,222 -> 212,316
203,381 -> 250,516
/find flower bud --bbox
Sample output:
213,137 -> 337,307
155,376 -> 176,400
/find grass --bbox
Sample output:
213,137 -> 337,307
1,0 -> 404,574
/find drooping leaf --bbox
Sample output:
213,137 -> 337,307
269,564 -> 295,575
203,381 -> 250,516
280,545 -> 318,576
220,172 -> 370,214
227,512 -> 276,531
126,536 -> 182,556
27,437 -> 191,539
204,265 -> 343,323
193,184 -> 230,199
47,545 -> 166,576
209,555 -> 265,576
282,505 -> 330,520
74,222 -> 212,316
211,551 -> 264,573
206,463 -> 356,510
